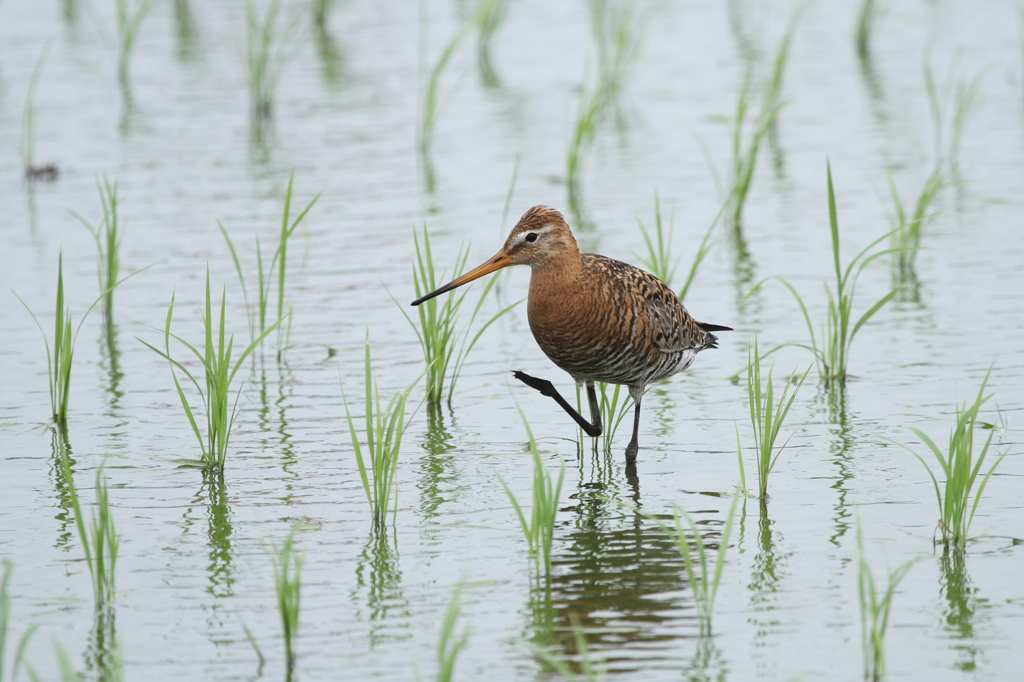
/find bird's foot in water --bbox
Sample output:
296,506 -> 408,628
624,440 -> 638,463
512,371 -> 559,398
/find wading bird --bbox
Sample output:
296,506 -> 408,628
411,206 -> 730,463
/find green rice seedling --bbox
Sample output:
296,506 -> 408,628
885,167 -> 946,280
173,0 -> 198,61
1,561 -> 39,682
315,29 -> 344,88
725,0 -> 763,63
587,0 -> 642,120
62,0 -> 78,24
533,612 -> 606,681
638,492 -> 739,636
53,642 -> 82,682
566,86 -> 607,223
436,585 -> 470,682
671,495 -> 739,636
342,338 -> 420,527
312,1 -> 344,86
498,156 -> 521,232
270,531 -> 304,678
854,0 -> 881,60
239,620 -> 266,676
20,43 -> 51,178
14,254 -> 114,430
245,0 -> 298,120
312,0 -> 332,29
419,22 -> 469,191
566,0 -> 643,216
740,339 -> 809,500
401,226 -> 519,404
498,408 -> 565,579
72,178 -> 123,318
115,0 -> 156,88
38,256 -> 73,429
593,382 -> 632,456
677,220 -> 717,303
19,641 -> 86,682
894,370 -> 1004,551
857,520 -> 917,682
728,67 -> 760,226
474,0 -> 513,87
729,27 -> 792,227
220,174 -> 320,351
946,73 -> 984,174
139,270 -> 279,473
635,194 -> 677,286
57,454 -> 120,610
753,164 -> 899,382
924,57 -> 987,173
635,196 -> 718,301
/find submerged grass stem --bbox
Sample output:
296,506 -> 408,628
58,455 -> 120,610
271,531 -> 304,678
640,492 -> 739,636
533,613 -> 606,681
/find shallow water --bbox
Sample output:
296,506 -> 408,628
1,0 -> 1022,680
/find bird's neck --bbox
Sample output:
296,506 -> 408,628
527,249 -> 584,316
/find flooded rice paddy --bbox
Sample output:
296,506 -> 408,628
1,0 -> 1023,680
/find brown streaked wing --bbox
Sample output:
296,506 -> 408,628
585,254 -> 709,355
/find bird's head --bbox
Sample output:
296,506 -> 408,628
411,205 -> 577,306
501,206 -> 578,268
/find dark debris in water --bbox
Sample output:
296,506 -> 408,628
25,164 -> 59,181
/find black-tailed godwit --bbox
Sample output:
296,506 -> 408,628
411,205 -> 731,463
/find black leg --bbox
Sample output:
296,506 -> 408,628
586,381 -> 602,435
512,371 -> 602,438
624,387 -> 643,463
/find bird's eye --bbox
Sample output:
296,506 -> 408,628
525,232 -> 538,243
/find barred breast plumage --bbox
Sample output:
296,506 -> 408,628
411,205 -> 731,464
528,252 -> 720,387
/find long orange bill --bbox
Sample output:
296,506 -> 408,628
411,250 -> 512,306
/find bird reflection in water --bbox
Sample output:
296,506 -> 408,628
531,460 -> 731,676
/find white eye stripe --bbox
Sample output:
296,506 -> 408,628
514,224 -> 553,245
